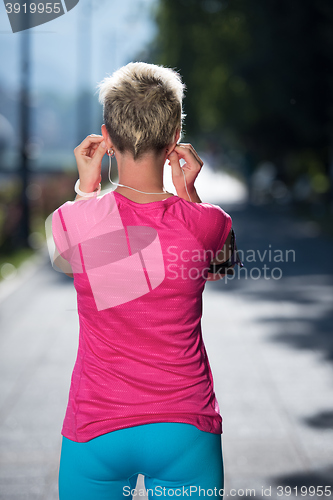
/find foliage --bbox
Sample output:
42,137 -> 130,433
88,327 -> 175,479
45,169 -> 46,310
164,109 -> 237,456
0,172 -> 76,254
151,0 -> 333,195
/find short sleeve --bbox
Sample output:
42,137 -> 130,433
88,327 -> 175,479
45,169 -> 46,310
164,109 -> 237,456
200,204 -> 232,258
50,201 -> 90,274
48,193 -> 125,276
52,206 -> 71,261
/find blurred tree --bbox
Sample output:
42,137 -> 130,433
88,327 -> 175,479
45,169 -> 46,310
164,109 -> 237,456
151,0 -> 333,198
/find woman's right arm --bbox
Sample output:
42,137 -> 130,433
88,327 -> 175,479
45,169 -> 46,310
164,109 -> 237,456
168,144 -> 241,280
168,144 -> 203,203
206,229 -> 234,281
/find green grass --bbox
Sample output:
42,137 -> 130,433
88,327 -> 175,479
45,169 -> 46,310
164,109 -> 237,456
0,248 -> 35,282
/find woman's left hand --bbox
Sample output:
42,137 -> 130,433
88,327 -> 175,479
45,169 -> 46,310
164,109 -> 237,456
73,134 -> 108,193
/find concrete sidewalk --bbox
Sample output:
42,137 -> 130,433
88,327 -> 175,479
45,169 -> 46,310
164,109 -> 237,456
0,202 -> 332,500
205,202 -> 333,498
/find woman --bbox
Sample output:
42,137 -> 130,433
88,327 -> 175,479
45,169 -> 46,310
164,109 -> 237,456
52,62 -> 241,499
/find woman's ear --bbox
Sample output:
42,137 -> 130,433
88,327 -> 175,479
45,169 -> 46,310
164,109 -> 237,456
166,129 -> 181,157
101,124 -> 113,149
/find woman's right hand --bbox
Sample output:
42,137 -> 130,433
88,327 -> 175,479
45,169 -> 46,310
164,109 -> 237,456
167,144 -> 203,202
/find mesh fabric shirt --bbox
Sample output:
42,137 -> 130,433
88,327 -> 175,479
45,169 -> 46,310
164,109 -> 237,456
52,191 -> 232,442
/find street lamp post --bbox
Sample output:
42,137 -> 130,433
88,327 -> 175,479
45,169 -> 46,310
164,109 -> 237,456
76,0 -> 92,144
19,17 -> 31,248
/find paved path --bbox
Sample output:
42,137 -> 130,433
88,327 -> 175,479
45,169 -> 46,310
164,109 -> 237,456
0,198 -> 332,500
205,202 -> 333,498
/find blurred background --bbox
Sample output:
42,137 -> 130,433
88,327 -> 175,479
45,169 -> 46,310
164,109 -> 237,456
0,1 -> 333,499
0,0 -> 332,262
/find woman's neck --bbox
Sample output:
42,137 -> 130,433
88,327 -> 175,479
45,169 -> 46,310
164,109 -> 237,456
113,149 -> 173,203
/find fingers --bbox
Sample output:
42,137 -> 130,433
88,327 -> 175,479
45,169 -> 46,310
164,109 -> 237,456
92,139 -> 108,163
174,144 -> 204,167
168,150 -> 183,177
74,134 -> 106,156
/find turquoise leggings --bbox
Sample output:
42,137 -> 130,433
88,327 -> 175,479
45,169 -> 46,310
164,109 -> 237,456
59,423 -> 224,499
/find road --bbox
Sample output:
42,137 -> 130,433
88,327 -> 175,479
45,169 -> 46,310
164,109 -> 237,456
0,179 -> 333,499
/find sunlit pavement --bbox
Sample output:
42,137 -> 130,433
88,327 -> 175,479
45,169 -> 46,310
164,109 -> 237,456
0,167 -> 333,500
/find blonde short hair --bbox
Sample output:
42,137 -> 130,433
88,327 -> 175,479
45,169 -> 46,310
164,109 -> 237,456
97,62 -> 185,159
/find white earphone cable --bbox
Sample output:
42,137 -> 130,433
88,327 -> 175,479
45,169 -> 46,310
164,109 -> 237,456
107,150 -> 192,202
108,153 -> 167,195
180,165 -> 192,203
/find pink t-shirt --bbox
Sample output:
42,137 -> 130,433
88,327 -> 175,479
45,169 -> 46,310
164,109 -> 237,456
52,191 -> 232,442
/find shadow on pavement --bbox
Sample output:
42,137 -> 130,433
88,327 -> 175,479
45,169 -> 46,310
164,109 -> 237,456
271,464 -> 333,494
303,410 -> 333,430
211,203 -> 333,365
